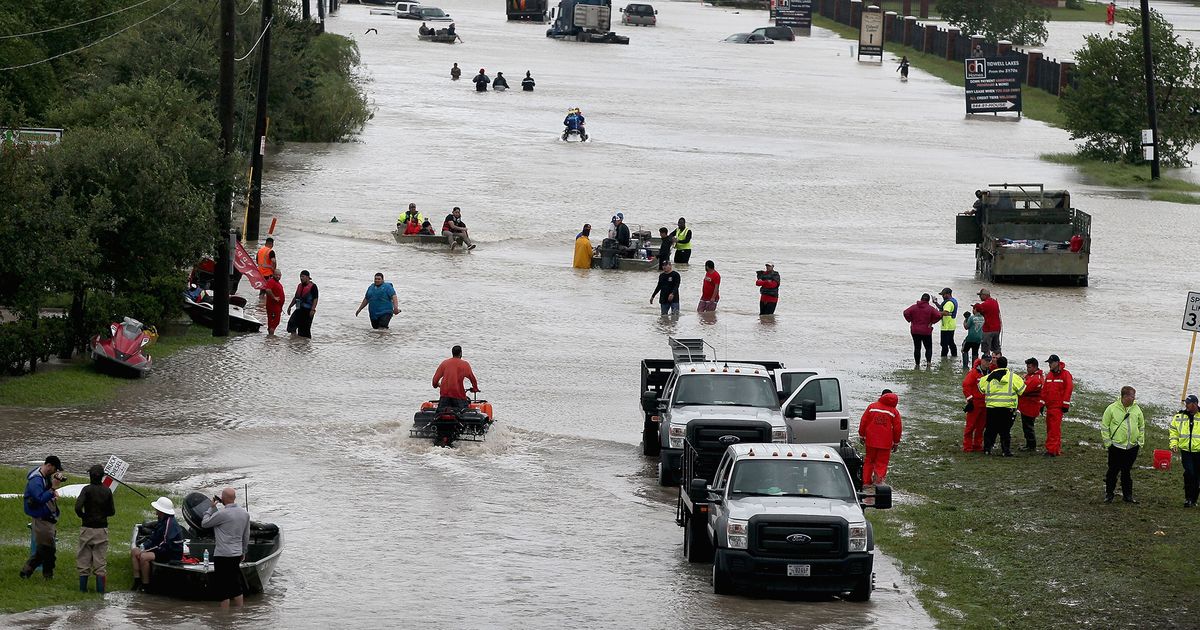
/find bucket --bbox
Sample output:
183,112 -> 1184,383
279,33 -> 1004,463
1153,449 -> 1172,470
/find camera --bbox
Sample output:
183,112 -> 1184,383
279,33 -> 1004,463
53,472 -> 67,483
212,495 -> 223,505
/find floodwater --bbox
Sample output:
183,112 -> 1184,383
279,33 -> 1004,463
3,0 -> 1200,626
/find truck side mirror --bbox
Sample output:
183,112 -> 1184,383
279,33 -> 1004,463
688,478 -> 707,501
641,390 -> 659,413
786,400 -> 817,420
860,484 -> 892,509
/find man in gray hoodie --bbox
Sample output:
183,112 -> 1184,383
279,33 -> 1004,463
201,487 -> 251,607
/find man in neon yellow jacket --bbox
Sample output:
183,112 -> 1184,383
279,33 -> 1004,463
1101,386 -> 1145,504
1169,394 -> 1200,507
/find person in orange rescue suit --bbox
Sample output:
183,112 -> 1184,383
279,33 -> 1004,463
1040,354 -> 1074,457
1018,357 -> 1045,452
858,390 -> 902,489
962,354 -> 992,452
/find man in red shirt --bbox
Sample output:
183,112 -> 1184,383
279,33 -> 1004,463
263,270 -> 286,335
858,390 -> 902,488
432,345 -> 479,410
698,260 -> 720,312
972,288 -> 1003,355
1018,358 -> 1045,451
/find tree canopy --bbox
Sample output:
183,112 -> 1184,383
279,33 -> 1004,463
936,0 -> 1049,46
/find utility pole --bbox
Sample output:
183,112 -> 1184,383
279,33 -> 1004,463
302,0 -> 310,22
213,0 -> 235,337
1140,0 -> 1161,180
317,0 -> 325,33
246,0 -> 273,243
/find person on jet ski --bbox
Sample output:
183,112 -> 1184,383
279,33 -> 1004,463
563,108 -> 587,140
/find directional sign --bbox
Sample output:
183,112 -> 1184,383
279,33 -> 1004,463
1184,292 -> 1200,332
964,57 -> 1024,115
774,0 -> 812,34
858,11 -> 884,60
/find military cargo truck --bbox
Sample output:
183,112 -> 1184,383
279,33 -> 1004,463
956,183 -> 1091,286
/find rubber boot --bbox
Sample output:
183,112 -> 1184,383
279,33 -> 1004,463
96,576 -> 105,594
79,575 -> 89,592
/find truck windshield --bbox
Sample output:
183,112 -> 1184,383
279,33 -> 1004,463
673,374 -> 778,408
729,460 -> 855,500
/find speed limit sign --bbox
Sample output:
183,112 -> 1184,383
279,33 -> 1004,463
1184,292 -> 1200,332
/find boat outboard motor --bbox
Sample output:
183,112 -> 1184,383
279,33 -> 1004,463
181,491 -> 216,538
600,238 -> 619,269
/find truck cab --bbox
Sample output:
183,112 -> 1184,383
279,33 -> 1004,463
693,443 -> 891,599
640,338 -> 855,487
546,0 -> 630,43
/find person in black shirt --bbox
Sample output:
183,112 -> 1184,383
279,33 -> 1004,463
75,464 -> 115,593
657,227 -> 673,270
522,71 -> 535,91
651,262 -> 681,316
613,214 -> 633,256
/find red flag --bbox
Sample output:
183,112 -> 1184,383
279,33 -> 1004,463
233,241 -> 268,290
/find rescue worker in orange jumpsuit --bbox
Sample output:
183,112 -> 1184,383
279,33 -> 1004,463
256,237 -> 276,278
1040,354 -> 1073,457
1018,357 -> 1045,451
962,354 -> 992,452
858,390 -> 902,488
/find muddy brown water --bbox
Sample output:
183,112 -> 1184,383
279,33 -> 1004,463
2,0 -> 1198,626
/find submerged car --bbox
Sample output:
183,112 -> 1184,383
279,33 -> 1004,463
724,33 -> 774,44
752,25 -> 795,41
621,3 -> 657,26
399,5 -> 451,20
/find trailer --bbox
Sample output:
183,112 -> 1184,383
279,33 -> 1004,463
956,183 -> 1091,286
507,0 -> 548,21
546,0 -> 629,43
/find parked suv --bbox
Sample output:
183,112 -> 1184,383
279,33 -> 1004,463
688,443 -> 892,598
621,3 -> 657,26
752,26 -> 795,41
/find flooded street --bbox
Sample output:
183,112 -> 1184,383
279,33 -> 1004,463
2,0 -> 1199,626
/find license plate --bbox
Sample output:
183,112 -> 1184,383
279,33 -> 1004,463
787,564 -> 811,577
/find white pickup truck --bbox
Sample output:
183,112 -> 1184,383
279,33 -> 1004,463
684,443 -> 892,599
639,338 -> 858,486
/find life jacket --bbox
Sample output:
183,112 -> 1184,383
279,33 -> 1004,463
256,246 -> 274,277
673,227 -> 692,251
757,271 -> 780,298
295,282 -> 315,310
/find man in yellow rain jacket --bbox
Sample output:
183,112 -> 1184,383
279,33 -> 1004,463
979,355 -> 1025,456
1101,386 -> 1145,503
573,224 -> 593,269
1170,394 -> 1200,507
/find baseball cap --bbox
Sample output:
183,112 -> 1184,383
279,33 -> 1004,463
940,287 -> 952,295
765,262 -> 774,267
1046,354 -> 1061,363
616,212 -> 624,220
1187,394 -> 1199,405
44,455 -> 62,472
1025,357 -> 1038,365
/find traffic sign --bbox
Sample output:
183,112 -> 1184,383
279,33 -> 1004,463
964,57 -> 1024,116
1183,292 -> 1200,332
103,455 -> 130,481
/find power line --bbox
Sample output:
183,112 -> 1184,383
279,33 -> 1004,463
237,0 -> 259,16
234,16 -> 272,62
0,0 -> 161,40
0,0 -> 184,71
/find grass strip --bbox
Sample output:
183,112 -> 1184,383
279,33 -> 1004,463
870,364 -> 1196,628
0,325 -> 221,408
0,465 -> 169,613
1042,152 -> 1200,203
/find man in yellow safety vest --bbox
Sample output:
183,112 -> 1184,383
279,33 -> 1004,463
672,217 -> 692,265
979,355 -> 1025,456
935,287 -> 958,359
1170,394 -> 1200,508
1102,386 -> 1145,503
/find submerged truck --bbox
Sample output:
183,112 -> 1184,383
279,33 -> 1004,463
680,443 -> 891,598
956,183 -> 1091,286
546,0 -> 630,43
506,0 -> 548,21
639,338 -> 861,487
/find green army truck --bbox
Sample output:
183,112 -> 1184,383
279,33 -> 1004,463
956,184 -> 1091,286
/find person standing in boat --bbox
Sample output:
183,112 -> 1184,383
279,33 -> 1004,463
656,227 -> 673,270
201,488 -> 251,608
286,270 -> 319,338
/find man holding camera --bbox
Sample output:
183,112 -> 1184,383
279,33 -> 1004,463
200,487 -> 251,608
20,455 -> 64,579
755,263 -> 780,315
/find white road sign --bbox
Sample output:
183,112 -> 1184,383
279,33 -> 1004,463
1184,292 -> 1200,332
103,455 -> 130,481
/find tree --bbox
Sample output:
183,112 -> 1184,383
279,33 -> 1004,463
936,0 -> 1049,46
1060,9 -> 1200,166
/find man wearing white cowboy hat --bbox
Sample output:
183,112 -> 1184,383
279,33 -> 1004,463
131,497 -> 184,591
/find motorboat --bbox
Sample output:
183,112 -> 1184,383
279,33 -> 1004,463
182,294 -> 263,333
90,317 -> 155,378
391,229 -> 470,249
132,492 -> 283,600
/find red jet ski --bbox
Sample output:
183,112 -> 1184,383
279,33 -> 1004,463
90,318 -> 155,378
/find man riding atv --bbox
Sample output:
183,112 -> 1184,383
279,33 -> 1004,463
562,107 -> 588,141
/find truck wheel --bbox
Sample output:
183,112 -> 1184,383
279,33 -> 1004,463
844,573 -> 872,602
642,424 -> 660,456
712,557 -> 734,595
658,450 -> 678,486
684,515 -> 713,563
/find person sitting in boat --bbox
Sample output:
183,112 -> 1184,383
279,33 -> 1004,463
398,203 -> 423,234
130,497 -> 184,592
419,23 -> 430,36
185,284 -> 203,302
419,219 -> 435,235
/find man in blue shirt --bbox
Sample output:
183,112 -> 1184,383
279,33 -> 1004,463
355,272 -> 400,329
21,455 -> 63,579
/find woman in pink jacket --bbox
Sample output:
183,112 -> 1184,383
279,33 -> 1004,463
903,293 -> 943,368
858,390 -> 902,489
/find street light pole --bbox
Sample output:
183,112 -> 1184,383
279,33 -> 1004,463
1140,0 -> 1161,180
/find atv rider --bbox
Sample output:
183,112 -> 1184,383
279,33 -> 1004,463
433,345 -> 479,412
562,108 -> 587,141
